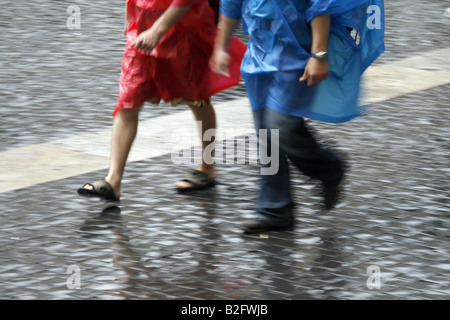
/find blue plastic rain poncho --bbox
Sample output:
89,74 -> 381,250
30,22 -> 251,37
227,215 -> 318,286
220,0 -> 385,123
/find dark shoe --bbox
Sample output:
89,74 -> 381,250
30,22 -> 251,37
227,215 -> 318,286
322,171 -> 344,210
242,218 -> 294,234
322,156 -> 347,209
323,184 -> 341,209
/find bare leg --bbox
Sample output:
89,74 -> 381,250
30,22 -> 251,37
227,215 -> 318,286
176,101 -> 217,189
105,105 -> 142,199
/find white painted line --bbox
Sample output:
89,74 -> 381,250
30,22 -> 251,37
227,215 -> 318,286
44,97 -> 254,162
0,145 -> 109,193
362,65 -> 450,104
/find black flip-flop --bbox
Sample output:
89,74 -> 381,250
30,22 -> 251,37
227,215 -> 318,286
176,170 -> 216,192
77,180 -> 120,202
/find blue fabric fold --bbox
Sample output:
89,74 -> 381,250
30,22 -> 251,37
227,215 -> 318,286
220,0 -> 385,123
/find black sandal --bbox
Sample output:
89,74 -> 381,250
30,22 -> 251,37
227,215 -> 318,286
176,170 -> 216,192
77,180 -> 120,202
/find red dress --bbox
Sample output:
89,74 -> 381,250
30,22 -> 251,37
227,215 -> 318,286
114,0 -> 246,116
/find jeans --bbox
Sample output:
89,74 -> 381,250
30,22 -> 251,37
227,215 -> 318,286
253,107 -> 343,226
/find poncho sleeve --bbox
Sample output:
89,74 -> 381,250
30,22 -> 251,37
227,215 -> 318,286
305,0 -> 385,72
305,0 -> 367,22
219,0 -> 243,20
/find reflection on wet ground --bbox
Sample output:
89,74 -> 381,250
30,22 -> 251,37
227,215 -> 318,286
0,0 -> 449,300
1,94 -> 449,299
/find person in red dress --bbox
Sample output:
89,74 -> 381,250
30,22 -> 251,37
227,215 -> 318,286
78,0 -> 245,201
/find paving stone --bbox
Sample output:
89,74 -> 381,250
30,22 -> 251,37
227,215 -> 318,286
1,0 -> 449,300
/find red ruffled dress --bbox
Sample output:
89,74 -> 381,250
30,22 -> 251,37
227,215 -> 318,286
114,0 -> 246,116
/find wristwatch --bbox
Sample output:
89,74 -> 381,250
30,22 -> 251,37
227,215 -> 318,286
311,51 -> 328,61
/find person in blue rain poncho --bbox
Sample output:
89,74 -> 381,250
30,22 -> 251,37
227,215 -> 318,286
210,0 -> 385,233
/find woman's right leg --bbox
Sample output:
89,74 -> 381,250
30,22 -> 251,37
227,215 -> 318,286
175,101 -> 217,190
105,105 -> 142,199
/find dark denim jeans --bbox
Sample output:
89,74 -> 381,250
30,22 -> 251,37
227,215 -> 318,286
252,107 -> 343,226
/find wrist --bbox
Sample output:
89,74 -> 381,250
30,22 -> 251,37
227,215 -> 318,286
311,51 -> 328,61
150,22 -> 168,39
214,43 -> 228,53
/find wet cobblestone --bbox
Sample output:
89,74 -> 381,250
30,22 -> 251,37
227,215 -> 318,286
1,80 -> 449,299
1,0 -> 449,300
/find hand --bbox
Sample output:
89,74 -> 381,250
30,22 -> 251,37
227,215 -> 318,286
209,47 -> 231,77
132,28 -> 162,54
299,57 -> 329,86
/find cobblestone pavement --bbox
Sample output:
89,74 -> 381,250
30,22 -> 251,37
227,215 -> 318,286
0,1 -> 449,300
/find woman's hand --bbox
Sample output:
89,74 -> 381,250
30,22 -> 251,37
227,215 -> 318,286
299,57 -> 329,86
132,5 -> 190,54
132,27 -> 163,54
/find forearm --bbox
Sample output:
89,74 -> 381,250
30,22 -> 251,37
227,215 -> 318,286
124,2 -> 129,35
300,15 -> 330,86
214,14 -> 239,51
210,14 -> 239,77
132,5 -> 191,53
151,5 -> 191,36
310,15 -> 330,53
